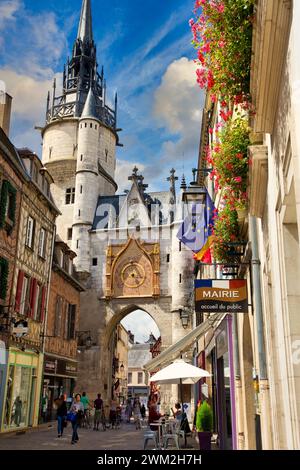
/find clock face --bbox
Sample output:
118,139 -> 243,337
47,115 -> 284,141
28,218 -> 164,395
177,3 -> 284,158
113,256 -> 153,296
121,262 -> 146,288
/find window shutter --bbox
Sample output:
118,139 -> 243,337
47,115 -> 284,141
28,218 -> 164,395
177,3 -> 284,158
31,219 -> 36,249
40,286 -> 47,323
15,270 -> 24,313
70,305 -> 76,339
29,279 -> 37,318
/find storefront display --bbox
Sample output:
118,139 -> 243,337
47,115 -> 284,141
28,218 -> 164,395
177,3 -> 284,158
1,349 -> 43,431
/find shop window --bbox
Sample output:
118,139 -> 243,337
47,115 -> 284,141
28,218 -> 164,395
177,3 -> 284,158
25,216 -> 36,250
4,364 -> 37,430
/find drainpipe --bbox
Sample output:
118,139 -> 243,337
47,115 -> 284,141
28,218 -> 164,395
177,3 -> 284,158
249,215 -> 271,449
249,216 -> 267,380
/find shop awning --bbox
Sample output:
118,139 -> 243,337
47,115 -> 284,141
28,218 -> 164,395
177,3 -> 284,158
144,313 -> 224,372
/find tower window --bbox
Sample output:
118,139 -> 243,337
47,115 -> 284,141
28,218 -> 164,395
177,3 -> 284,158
95,124 -> 97,130
92,258 -> 98,266
105,149 -> 108,162
76,240 -> 79,249
179,274 -> 182,284
80,155 -> 83,161
179,242 -> 182,252
167,254 -> 170,263
80,186 -> 83,194
65,188 -> 75,205
90,123 -> 93,128
85,123 -> 87,128
67,228 -> 73,240
78,210 -> 81,217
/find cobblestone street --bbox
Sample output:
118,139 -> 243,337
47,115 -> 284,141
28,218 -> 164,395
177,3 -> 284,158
0,422 -> 199,451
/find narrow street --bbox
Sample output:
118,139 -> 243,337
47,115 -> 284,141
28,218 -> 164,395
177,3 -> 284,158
0,422 -> 198,451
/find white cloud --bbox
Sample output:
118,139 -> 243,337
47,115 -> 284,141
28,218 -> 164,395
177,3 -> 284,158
153,57 -> 204,165
0,0 -> 20,30
121,310 -> 160,344
115,159 -> 146,194
0,68 -> 61,123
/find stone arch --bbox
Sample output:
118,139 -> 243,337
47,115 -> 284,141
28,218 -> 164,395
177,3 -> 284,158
103,303 -> 162,350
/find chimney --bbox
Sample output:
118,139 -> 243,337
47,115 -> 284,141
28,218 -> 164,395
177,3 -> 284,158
0,92 -> 12,137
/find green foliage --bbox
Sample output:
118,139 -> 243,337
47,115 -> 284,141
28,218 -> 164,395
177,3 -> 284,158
213,204 -> 240,263
196,401 -> 213,433
192,0 -> 254,104
0,257 -> 9,300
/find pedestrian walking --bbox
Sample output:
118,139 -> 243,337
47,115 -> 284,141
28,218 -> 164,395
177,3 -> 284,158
109,398 -> 117,429
80,391 -> 91,427
93,393 -> 103,431
69,393 -> 84,445
55,395 -> 67,438
133,397 -> 142,430
125,399 -> 132,423
140,404 -> 146,420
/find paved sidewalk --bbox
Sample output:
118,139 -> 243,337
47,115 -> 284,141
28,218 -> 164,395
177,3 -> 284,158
0,422 -> 199,451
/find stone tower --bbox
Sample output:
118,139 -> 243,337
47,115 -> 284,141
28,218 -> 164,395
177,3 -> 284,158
41,0 -> 120,275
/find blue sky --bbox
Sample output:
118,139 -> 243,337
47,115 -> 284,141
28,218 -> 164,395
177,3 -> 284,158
0,0 -> 204,193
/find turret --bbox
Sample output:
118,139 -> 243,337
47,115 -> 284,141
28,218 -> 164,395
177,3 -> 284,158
41,0 -> 119,246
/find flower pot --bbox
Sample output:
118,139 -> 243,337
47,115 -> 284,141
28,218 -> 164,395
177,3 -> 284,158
198,431 -> 212,451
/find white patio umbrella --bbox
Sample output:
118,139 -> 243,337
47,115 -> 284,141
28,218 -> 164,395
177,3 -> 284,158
150,359 -> 211,385
150,359 -> 211,447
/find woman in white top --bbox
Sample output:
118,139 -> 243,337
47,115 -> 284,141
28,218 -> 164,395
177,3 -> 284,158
70,394 -> 84,444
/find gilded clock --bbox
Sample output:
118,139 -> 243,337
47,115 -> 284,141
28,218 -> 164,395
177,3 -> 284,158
121,262 -> 146,288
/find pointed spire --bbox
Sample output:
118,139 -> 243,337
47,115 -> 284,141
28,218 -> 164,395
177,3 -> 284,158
77,0 -> 93,43
81,87 -> 97,119
180,174 -> 187,190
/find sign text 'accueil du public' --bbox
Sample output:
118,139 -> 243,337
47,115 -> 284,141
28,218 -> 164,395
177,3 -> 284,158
195,279 -> 248,313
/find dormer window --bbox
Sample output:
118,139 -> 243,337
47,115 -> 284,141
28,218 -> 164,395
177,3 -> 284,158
31,162 -> 38,182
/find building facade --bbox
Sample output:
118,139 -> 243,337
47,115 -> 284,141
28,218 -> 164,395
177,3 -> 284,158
111,323 -> 129,404
0,100 -> 28,427
193,0 -> 300,450
41,0 -> 195,407
128,343 -> 152,400
0,148 -> 58,433
42,237 -> 84,421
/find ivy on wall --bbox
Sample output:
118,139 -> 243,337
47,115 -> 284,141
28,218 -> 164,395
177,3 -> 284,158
0,257 -> 9,300
0,179 -> 17,232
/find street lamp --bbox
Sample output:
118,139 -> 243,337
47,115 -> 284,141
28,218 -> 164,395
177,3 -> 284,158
179,308 -> 189,329
182,168 -> 211,208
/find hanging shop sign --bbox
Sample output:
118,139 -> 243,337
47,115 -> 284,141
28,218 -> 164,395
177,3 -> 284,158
195,279 -> 248,313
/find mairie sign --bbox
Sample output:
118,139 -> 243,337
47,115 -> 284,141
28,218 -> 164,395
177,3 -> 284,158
195,279 -> 248,313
